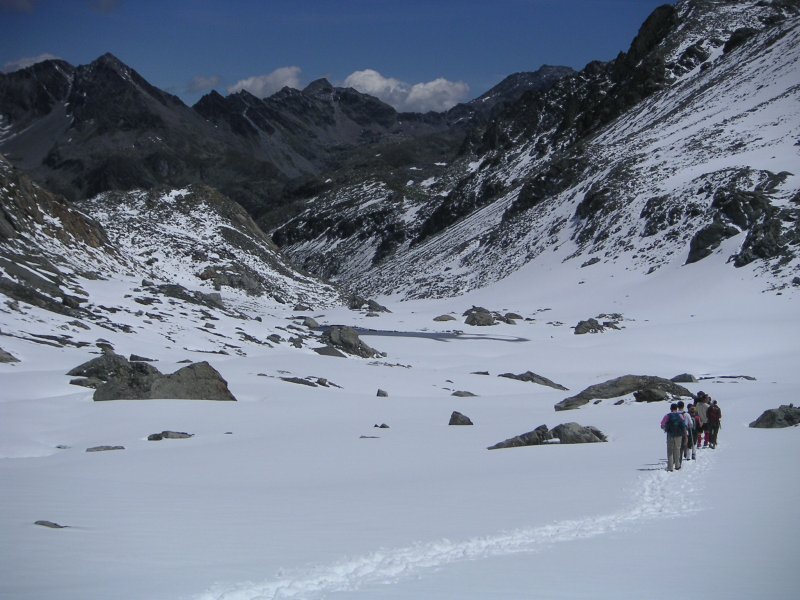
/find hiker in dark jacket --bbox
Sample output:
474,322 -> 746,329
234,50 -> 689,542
696,392 -> 710,448
707,399 -> 722,449
677,400 -> 694,462
686,404 -> 700,460
661,403 -> 687,472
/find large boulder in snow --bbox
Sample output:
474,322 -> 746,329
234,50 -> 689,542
554,375 -> 693,411
449,411 -> 473,425
574,318 -> 604,334
69,352 -> 237,401
749,405 -> 800,429
464,307 -> 495,326
320,326 -> 382,358
488,423 -> 607,449
67,352 -> 133,381
148,362 -> 236,401
551,422 -> 607,443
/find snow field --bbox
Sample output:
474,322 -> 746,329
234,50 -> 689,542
2,246 -> 798,599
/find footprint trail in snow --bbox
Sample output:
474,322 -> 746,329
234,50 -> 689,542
198,451 -> 715,600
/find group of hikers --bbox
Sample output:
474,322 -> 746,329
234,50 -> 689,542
660,391 -> 722,472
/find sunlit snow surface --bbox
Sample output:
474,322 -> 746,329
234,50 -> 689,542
1,239 -> 798,599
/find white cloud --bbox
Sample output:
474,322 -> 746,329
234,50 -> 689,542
343,69 -> 469,113
227,66 -> 302,98
405,78 -> 470,113
187,74 -> 221,94
3,53 -> 60,73
343,69 -> 409,109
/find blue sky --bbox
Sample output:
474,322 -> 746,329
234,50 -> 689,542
1,0 -> 670,111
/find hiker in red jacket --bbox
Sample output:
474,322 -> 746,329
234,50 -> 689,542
707,399 -> 722,449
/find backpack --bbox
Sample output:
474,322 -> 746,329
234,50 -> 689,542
665,412 -> 685,436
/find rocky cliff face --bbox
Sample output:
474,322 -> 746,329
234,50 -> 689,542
273,0 -> 800,298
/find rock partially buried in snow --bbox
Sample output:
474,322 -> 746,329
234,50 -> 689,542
433,314 -> 456,322
92,360 -> 236,401
749,405 -> 800,428
86,445 -> 125,452
34,520 -> 68,529
499,371 -> 568,390
633,388 -> 670,403
554,375 -> 693,411
302,317 -> 320,329
68,351 -> 237,401
67,352 -> 132,381
313,346 -> 347,358
488,425 -> 551,449
0,347 -> 20,363
671,373 -> 697,383
574,318 -> 603,334
449,411 -> 473,425
463,306 -> 495,326
488,423 -> 607,449
320,326 -> 383,358
148,431 -> 194,441
551,422 -> 607,443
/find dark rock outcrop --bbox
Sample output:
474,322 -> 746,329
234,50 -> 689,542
320,326 -> 382,358
488,422 -> 606,449
313,346 -> 347,358
551,422 -> 607,443
67,352 -> 134,381
449,411 -> 474,425
671,373 -> 697,383
574,318 -> 604,334
149,362 -> 236,400
499,371 -> 568,390
280,376 -> 318,387
86,445 -> 125,452
69,351 -> 236,401
749,405 -> 800,428
488,424 -> 552,449
555,375 -> 693,411
148,431 -> 193,440
463,307 -> 496,326
633,388 -> 670,403
34,520 -> 69,529
0,348 -> 19,363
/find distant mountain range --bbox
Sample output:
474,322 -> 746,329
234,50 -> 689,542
0,52 -> 572,225
1,0 -> 798,317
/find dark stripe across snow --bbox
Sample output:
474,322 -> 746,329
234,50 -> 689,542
318,326 -> 529,343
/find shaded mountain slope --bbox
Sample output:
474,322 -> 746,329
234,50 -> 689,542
0,54 -> 572,225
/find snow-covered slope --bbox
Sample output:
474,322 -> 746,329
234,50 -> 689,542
1,234 -> 798,600
1,162 -> 342,357
276,0 -> 800,299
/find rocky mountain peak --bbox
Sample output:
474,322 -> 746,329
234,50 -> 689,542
303,78 -> 335,96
